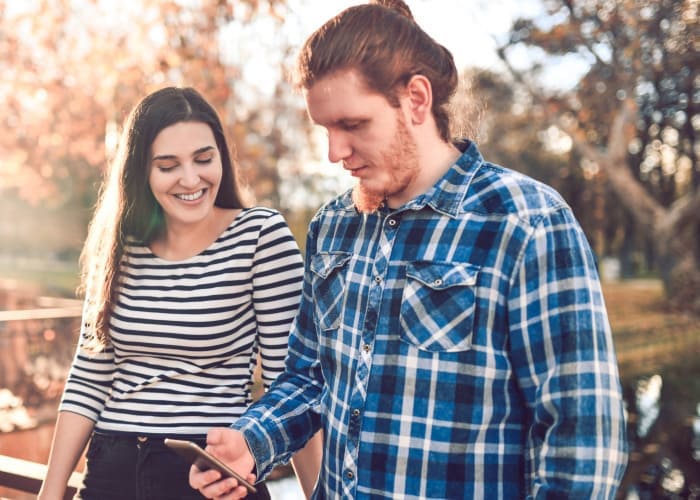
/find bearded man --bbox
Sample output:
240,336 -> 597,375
191,1 -> 628,498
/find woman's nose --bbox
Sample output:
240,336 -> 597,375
179,164 -> 200,188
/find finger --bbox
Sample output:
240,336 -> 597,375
189,466 -> 221,490
214,483 -> 251,500
201,477 -> 241,499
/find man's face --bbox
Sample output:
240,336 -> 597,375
305,69 -> 419,212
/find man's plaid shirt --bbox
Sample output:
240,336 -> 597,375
235,141 -> 628,499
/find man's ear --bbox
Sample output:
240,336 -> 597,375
404,74 -> 432,125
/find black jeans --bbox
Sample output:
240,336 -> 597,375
77,433 -> 271,500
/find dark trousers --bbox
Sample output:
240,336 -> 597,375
77,433 -> 271,500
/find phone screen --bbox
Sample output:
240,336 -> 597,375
164,438 -> 257,493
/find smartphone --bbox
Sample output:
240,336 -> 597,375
164,438 -> 257,494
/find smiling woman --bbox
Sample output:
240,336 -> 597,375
36,86 -> 322,500
147,121 -> 230,261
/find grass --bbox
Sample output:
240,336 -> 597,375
0,260 -> 79,298
606,280 -> 699,367
603,279 -> 700,497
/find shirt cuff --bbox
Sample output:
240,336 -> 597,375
231,416 -> 276,479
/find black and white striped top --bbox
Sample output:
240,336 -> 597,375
59,207 -> 303,437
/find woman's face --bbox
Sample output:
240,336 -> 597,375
148,121 -> 222,230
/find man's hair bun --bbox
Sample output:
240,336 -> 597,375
370,0 -> 414,20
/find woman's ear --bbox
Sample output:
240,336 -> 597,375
404,74 -> 432,125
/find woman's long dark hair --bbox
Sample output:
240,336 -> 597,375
80,86 -> 249,348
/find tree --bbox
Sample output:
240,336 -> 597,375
496,0 -> 700,313
0,0 -> 318,260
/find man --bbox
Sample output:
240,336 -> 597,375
191,1 -> 628,498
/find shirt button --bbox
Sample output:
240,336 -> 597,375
346,471 -> 354,479
374,276 -> 382,284
363,344 -> 371,353
352,409 -> 360,417
434,278 -> 443,286
387,218 -> 397,227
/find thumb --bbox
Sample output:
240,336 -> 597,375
205,427 -> 229,446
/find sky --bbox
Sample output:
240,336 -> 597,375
291,0 -> 590,89
6,0 -> 586,92
285,0 -> 543,71
224,0 -> 588,103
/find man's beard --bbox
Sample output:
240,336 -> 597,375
352,115 -> 419,214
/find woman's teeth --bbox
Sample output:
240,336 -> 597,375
176,190 -> 204,201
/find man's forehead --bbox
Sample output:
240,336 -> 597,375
307,68 -> 375,94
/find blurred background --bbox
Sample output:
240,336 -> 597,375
0,0 -> 698,498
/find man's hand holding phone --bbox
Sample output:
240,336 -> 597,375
184,428 -> 257,499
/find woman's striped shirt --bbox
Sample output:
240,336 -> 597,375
59,207 -> 303,437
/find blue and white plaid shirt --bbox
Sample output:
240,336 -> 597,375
235,141 -> 628,499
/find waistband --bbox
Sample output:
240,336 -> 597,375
92,431 -> 207,447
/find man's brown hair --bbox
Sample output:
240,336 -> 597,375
293,0 -> 458,142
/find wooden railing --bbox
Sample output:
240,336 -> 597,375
0,298 -> 83,499
0,303 -> 82,322
0,454 -> 83,499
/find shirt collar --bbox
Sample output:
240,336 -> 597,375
404,139 -> 483,218
333,139 -> 484,217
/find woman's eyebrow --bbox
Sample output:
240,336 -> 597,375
152,145 -> 215,161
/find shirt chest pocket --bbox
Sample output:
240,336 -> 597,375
400,261 -> 478,352
310,252 -> 352,331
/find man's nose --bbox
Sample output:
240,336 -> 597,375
327,130 -> 352,163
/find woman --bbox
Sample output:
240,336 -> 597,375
38,87 -> 321,500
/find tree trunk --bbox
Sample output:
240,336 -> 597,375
566,101 -> 700,314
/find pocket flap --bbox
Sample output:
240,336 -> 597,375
310,252 -> 352,279
406,261 -> 478,289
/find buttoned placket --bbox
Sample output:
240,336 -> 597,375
341,210 -> 400,495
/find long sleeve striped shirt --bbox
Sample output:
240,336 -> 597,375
234,142 -> 628,498
59,207 -> 303,438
